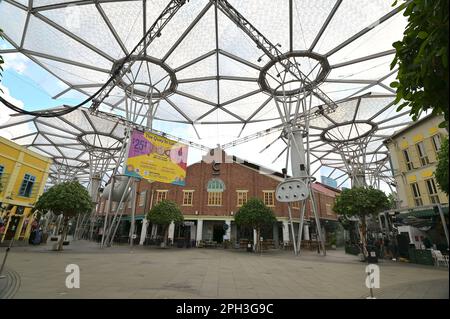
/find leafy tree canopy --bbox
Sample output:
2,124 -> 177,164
388,193 -> 398,209
34,180 -> 93,218
234,198 -> 276,230
147,200 -> 184,226
333,186 -> 390,219
435,137 -> 449,195
390,0 -> 449,127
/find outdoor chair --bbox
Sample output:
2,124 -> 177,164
431,250 -> 449,268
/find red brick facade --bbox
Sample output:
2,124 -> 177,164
97,150 -> 340,222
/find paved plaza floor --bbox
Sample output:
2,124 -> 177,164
0,240 -> 448,299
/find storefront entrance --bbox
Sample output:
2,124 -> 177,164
174,221 -> 195,247
202,220 -> 226,244
3,215 -> 21,240
213,224 -> 225,243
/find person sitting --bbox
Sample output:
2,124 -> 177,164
423,237 -> 432,249
0,222 -> 5,237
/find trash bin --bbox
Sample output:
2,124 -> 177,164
367,245 -> 378,263
247,242 -> 253,252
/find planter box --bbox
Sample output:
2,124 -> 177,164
345,244 -> 360,255
408,248 -> 433,266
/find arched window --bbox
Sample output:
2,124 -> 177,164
207,178 -> 225,192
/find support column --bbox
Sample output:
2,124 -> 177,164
168,221 -> 175,245
224,220 -> 231,241
151,224 -> 157,238
253,229 -> 257,251
437,204 -> 449,247
282,221 -> 290,245
273,223 -> 279,248
141,189 -> 154,245
190,224 -> 196,245
89,173 -> 101,241
139,219 -> 148,245
196,219 -> 203,246
304,224 -> 310,240
129,179 -> 137,248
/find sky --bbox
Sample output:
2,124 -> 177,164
0,51 -> 348,188
1,0 -> 408,193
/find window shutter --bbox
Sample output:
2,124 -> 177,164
406,183 -> 414,208
424,138 -> 437,163
398,151 -> 407,173
409,146 -> 421,169
417,180 -> 428,205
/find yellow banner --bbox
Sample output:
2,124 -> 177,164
124,130 -> 188,185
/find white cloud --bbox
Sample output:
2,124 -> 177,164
0,83 -> 28,140
2,53 -> 29,75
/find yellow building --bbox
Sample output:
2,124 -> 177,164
384,114 -> 449,209
0,136 -> 52,243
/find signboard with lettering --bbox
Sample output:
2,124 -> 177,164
124,130 -> 188,186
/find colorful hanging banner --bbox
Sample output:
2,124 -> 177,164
124,130 -> 188,186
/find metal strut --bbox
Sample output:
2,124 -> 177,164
90,0 -> 189,111
214,0 -> 338,115
92,109 -> 211,152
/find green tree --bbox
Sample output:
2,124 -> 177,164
388,193 -> 398,209
234,198 -> 276,253
34,181 -> 93,251
333,187 -> 390,258
390,0 -> 449,127
147,200 -> 183,247
435,137 -> 449,195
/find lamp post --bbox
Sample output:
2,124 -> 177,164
0,226 -> 16,279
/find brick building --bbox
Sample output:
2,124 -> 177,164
96,149 -> 341,248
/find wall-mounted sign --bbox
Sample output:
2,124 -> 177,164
212,160 -> 220,175
125,130 -> 188,186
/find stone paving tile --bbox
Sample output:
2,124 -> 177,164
1,241 -> 448,299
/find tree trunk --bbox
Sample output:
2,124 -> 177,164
162,225 -> 168,248
256,228 -> 261,253
359,217 -> 368,259
57,216 -> 68,251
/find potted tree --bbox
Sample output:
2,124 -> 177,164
147,200 -> 183,248
333,186 -> 389,261
234,198 -> 276,253
34,180 -> 93,251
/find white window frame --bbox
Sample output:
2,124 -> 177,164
263,190 -> 275,207
431,134 -> 442,152
403,149 -> 413,171
416,142 -> 429,166
410,182 -> 423,206
236,190 -> 248,207
425,178 -> 440,204
182,190 -> 194,206
155,190 -> 168,204
207,192 -> 222,206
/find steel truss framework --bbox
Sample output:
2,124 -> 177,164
0,107 -> 127,186
0,0 -> 414,191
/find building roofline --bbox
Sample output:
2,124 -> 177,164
383,113 -> 443,144
188,148 -> 286,181
0,136 -> 53,163
315,181 -> 342,194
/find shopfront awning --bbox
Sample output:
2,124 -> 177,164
121,215 -> 145,222
397,206 -> 449,219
